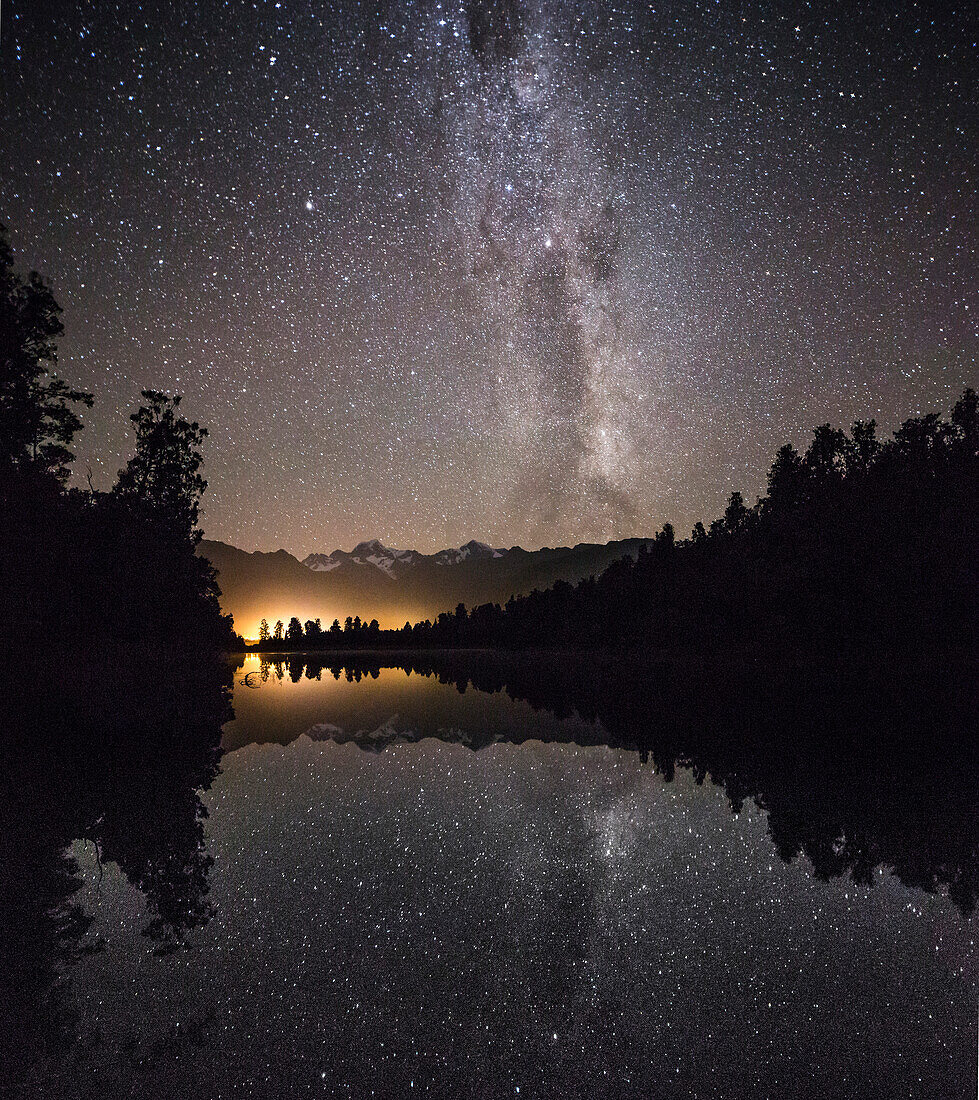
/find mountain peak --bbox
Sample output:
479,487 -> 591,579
433,541 -> 506,565
304,539 -> 514,575
351,538 -> 391,556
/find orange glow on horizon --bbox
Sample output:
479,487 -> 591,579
243,608 -> 421,641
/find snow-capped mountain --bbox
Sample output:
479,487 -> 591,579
305,540 -> 421,578
303,538 -> 505,578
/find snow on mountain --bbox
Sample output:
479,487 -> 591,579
303,540 -> 422,579
304,554 -> 342,572
303,539 -> 506,577
433,540 -> 506,565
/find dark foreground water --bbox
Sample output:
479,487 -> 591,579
2,653 -> 976,1098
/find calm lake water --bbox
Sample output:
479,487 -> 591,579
3,654 -> 977,1098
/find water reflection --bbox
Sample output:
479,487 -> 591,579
1,652 -> 976,1097
0,653 -> 233,1093
234,652 -> 979,916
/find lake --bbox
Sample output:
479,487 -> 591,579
2,652 -> 976,1098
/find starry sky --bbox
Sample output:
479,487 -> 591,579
2,1 -> 976,553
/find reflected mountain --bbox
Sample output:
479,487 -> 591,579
3,649 -> 976,1098
230,651 -> 979,916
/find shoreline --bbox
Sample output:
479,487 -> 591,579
232,645 -> 979,673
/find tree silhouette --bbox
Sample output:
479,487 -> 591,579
765,443 -> 805,509
722,491 -> 749,534
952,388 -> 978,455
113,390 -> 208,541
0,224 -> 238,653
654,522 -> 675,550
0,224 -> 93,484
804,424 -> 852,483
850,419 -> 879,473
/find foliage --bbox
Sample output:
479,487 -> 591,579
114,390 -> 209,542
0,224 -> 93,483
0,228 -> 237,651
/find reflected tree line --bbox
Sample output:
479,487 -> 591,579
1,220 -> 240,1093
2,644 -> 974,1092
3,218 -> 976,1091
0,653 -> 233,1094
257,387 -> 978,655
256,651 -> 979,918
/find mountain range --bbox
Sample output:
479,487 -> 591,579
199,537 -> 653,639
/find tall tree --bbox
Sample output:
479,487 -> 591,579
766,443 -> 805,508
113,391 -> 208,541
850,419 -> 880,473
0,224 -> 92,482
654,522 -> 675,550
804,424 -> 852,483
723,491 -> 750,534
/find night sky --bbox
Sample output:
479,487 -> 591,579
2,1 -> 976,554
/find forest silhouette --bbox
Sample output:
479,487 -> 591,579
0,224 -> 237,653
3,218 -> 976,1094
4,219 -> 975,659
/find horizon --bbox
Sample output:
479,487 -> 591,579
206,531 -> 655,560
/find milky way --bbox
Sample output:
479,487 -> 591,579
427,3 -> 650,539
2,1 -> 975,552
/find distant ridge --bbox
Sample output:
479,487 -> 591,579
199,536 -> 653,637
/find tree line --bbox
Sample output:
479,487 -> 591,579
255,614 -> 383,648
0,224 -> 238,650
256,386 -> 978,654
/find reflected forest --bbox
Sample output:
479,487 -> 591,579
248,651 -> 979,916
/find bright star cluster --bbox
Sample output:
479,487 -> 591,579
2,1 -> 975,552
